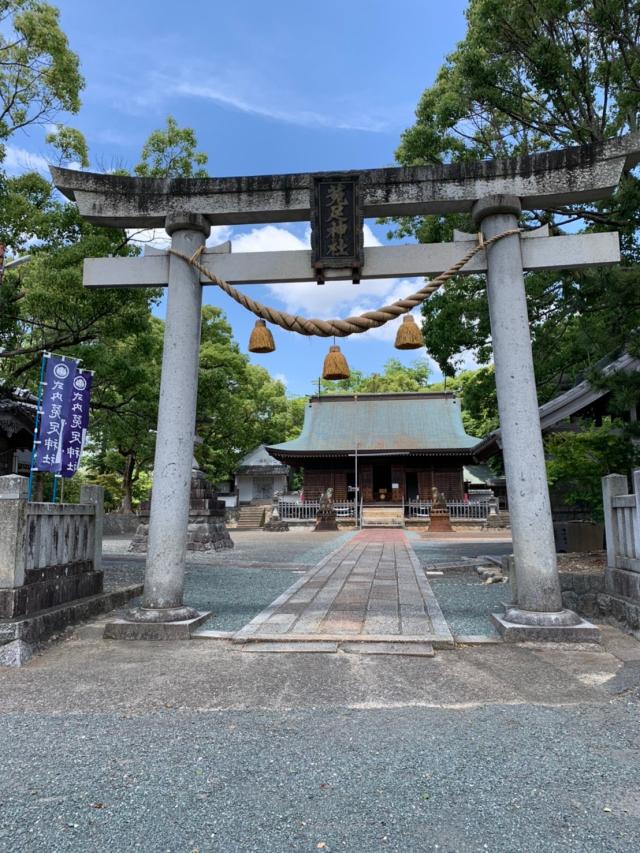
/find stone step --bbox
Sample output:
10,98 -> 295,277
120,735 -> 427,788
361,507 -> 405,528
236,506 -> 266,529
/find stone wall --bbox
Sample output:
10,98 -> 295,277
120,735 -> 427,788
103,512 -> 144,536
559,571 -> 640,637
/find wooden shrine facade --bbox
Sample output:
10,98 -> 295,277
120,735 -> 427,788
267,392 -> 479,504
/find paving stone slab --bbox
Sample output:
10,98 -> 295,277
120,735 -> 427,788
240,641 -> 339,653
340,641 -> 434,657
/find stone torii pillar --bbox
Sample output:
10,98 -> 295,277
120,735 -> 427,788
128,214 -> 210,625
472,197 -> 593,639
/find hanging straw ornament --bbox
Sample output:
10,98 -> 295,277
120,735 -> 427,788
322,344 -> 350,380
394,314 -> 423,350
248,319 -> 275,353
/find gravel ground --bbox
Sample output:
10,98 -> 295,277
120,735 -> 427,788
103,558 -> 301,631
429,571 -> 507,637
1,700 -> 638,853
410,539 -> 513,565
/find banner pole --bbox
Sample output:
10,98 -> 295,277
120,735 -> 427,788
51,475 -> 58,504
28,352 -> 48,502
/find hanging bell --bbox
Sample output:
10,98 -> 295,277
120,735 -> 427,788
248,319 -> 275,353
322,344 -> 350,380
394,314 -> 423,350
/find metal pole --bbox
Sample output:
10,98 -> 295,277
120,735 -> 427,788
354,443 -> 358,527
354,392 -> 358,526
28,352 -> 48,502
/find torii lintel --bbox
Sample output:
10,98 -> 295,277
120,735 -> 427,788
51,133 -> 640,229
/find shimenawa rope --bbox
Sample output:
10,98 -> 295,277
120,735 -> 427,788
168,228 -> 521,338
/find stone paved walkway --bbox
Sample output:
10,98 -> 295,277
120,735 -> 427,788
233,529 -> 454,648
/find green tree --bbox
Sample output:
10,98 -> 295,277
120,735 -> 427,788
545,420 -> 640,519
134,116 -> 209,178
86,318 -> 164,512
0,1 -> 83,153
429,366 -> 499,436
195,306 -> 306,481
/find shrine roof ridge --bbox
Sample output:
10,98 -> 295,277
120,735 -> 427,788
309,391 -> 457,403
50,133 -> 640,228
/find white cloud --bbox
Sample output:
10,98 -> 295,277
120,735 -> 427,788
3,145 -> 49,175
273,373 -> 288,387
172,81 -> 388,133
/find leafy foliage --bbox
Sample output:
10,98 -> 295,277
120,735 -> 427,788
390,0 -> 640,507
0,1 -> 83,149
545,420 -> 640,519
429,367 -> 499,437
195,306 -> 304,482
134,116 -> 209,178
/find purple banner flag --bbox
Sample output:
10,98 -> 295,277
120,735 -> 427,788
34,355 -> 77,473
61,370 -> 92,478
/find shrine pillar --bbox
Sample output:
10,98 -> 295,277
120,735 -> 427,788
472,196 -> 595,638
130,213 -> 210,622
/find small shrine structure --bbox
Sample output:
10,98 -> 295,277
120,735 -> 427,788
235,444 -> 289,505
268,392 -> 478,503
0,391 -> 35,476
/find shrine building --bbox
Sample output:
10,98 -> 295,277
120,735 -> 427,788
267,391 -> 479,504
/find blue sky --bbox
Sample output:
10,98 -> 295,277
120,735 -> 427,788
7,0 -> 470,396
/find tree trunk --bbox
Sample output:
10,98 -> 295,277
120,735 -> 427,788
119,453 -> 135,513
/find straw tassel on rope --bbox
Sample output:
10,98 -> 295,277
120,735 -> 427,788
322,344 -> 350,380
248,319 -> 275,353
394,314 -> 423,350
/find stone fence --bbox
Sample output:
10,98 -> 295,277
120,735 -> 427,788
1,476 -> 102,596
602,470 -> 640,573
1,475 -> 117,666
601,470 -> 640,623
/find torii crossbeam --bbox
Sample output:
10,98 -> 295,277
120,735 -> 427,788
51,133 -> 640,641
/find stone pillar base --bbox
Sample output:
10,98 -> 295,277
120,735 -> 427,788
263,520 -> 290,532
492,608 -> 600,643
104,608 -> 210,639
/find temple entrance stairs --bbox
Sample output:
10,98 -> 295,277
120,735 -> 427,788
236,505 -> 265,530
361,505 -> 405,528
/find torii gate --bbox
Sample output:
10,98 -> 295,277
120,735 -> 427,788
51,133 -> 640,641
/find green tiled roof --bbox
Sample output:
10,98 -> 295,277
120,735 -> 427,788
268,392 -> 479,457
